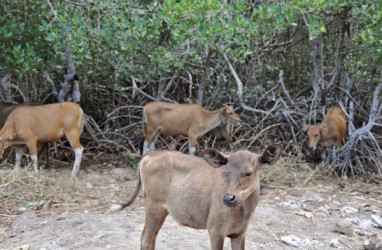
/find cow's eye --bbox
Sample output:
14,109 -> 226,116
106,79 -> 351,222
245,171 -> 252,177
315,134 -> 319,137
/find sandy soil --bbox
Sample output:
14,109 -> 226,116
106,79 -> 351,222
1,159 -> 382,250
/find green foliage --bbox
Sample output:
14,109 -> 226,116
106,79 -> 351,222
125,153 -> 139,169
0,0 -> 381,88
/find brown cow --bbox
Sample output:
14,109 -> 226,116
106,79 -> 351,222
304,107 -> 347,150
0,103 -> 51,167
107,144 -> 283,250
142,102 -> 241,155
0,102 -> 84,176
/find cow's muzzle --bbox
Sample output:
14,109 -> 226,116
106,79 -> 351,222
306,147 -> 315,157
223,194 -> 237,207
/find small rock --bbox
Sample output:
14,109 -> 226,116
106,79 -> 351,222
340,206 -> 358,214
110,168 -> 124,174
371,215 -> 382,228
11,244 -> 32,250
334,219 -> 354,236
330,239 -> 340,248
281,235 -> 311,247
360,219 -> 373,230
85,182 -> 93,188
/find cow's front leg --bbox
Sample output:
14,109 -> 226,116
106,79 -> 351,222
141,207 -> 168,250
230,234 -> 245,250
26,141 -> 38,173
188,135 -> 198,155
208,233 -> 225,250
208,226 -> 226,250
14,146 -> 25,170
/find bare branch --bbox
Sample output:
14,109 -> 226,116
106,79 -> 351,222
46,0 -> 61,22
223,53 -> 269,115
132,77 -> 156,101
278,70 -> 294,106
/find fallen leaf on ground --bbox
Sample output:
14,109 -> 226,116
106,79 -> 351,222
295,210 -> 313,218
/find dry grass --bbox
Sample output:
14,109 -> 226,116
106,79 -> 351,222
0,159 -> 137,227
0,147 -> 326,230
261,146 -> 319,188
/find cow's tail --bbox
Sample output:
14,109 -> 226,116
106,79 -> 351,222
106,167 -> 142,214
139,106 -> 148,156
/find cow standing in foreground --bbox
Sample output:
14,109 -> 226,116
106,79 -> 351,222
0,102 -> 84,177
107,144 -> 283,250
304,107 -> 347,152
142,102 -> 241,155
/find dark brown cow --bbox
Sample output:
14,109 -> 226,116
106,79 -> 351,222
107,144 -> 283,249
0,102 -> 84,176
142,102 -> 241,155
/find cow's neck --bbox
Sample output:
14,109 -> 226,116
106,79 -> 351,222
201,110 -> 222,133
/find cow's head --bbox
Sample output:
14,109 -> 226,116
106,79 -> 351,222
220,105 -> 241,126
201,144 -> 283,207
303,124 -> 322,150
0,133 -> 16,158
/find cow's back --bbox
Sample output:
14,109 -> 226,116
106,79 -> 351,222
143,102 -> 203,136
5,102 -> 83,141
321,107 -> 347,144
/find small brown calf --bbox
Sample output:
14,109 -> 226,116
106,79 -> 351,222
304,107 -> 347,151
142,101 -> 241,155
0,102 -> 84,176
108,144 -> 283,249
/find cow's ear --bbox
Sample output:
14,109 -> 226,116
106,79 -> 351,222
319,123 -> 328,130
201,149 -> 229,168
260,143 -> 283,165
220,107 -> 228,115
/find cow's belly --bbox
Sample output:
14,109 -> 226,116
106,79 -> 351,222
167,204 -> 209,229
161,128 -> 188,137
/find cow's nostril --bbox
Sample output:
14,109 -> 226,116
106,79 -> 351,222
223,194 -> 235,203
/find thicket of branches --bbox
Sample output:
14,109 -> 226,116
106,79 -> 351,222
1,1 -> 381,176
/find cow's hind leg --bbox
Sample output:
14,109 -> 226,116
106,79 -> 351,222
65,131 -> 83,177
26,140 -> 38,173
141,208 -> 168,250
143,129 -> 160,154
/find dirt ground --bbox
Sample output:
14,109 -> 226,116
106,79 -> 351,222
1,154 -> 382,250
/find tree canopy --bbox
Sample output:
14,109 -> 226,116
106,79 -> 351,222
1,0 -> 381,175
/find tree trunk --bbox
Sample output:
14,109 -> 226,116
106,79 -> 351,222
333,11 -> 351,98
311,36 -> 324,106
58,46 -> 81,103
196,47 -> 212,106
